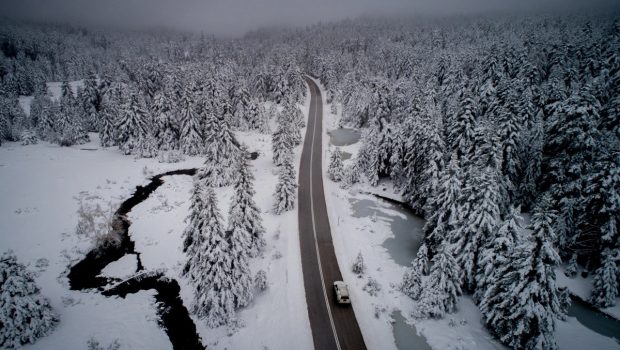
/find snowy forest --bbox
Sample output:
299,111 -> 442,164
1,9 -> 619,350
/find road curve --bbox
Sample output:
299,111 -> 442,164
298,77 -> 367,350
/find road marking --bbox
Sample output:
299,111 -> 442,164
308,80 -> 342,350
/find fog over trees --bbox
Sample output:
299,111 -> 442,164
0,2 -> 619,348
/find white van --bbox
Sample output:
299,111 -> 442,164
333,281 -> 351,304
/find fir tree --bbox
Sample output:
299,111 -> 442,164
272,116 -> 294,167
117,92 -> 147,155
153,90 -> 179,151
451,166 -> 501,292
199,103 -> 240,187
183,187 -> 237,327
448,92 -> 477,162
328,147 -> 345,182
414,245 -> 462,319
590,248 -> 619,307
228,147 -> 266,258
0,251 -> 58,348
98,95 -> 117,147
274,155 -> 297,214
424,155 -> 463,253
475,206 -> 523,302
480,196 -> 564,350
401,244 -> 430,300
179,86 -> 203,155
352,252 -> 366,276
257,104 -> 271,134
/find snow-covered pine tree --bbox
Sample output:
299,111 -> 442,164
451,166 -> 501,292
245,99 -> 260,130
226,223 -> 253,308
257,104 -> 271,134
480,196 -> 564,350
117,91 -> 148,155
198,101 -> 240,187
475,206 -> 523,302
228,146 -> 266,258
81,76 -> 100,132
29,82 -> 52,130
183,187 -> 236,327
328,147 -> 345,182
152,90 -> 179,151
414,244 -> 462,319
179,86 -> 203,155
272,115 -> 294,167
584,153 -> 620,305
448,91 -> 477,163
401,263 -> 423,300
273,155 -> 298,214
57,83 -> 89,146
590,247 -> 619,307
0,250 -> 58,348
181,184 -> 207,258
423,154 -> 464,253
401,244 -> 430,300
98,95 -> 117,147
352,252 -> 366,276
542,86 -> 602,257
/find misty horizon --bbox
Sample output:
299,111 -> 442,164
1,0 -> 619,37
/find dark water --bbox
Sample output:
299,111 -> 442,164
67,168 -> 204,350
328,128 -> 361,146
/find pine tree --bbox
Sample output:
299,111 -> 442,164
448,91 -> 477,162
401,264 -> 423,300
117,92 -> 148,155
590,248 -> 619,307
414,245 -> 462,319
424,155 -> 463,253
352,252 -> 366,276
29,82 -> 52,130
0,251 -> 58,348
245,100 -> 260,130
82,76 -> 100,132
56,83 -> 89,146
401,244 -> 430,300
199,102 -> 240,187
257,104 -> 271,134
228,147 -> 266,258
153,91 -> 179,151
183,186 -> 236,327
98,95 -> 117,147
328,147 -> 345,182
182,185 -> 207,258
274,155 -> 298,214
451,166 -> 501,292
475,206 -> 523,302
272,116 -> 294,167
179,86 -> 203,155
480,196 -> 564,350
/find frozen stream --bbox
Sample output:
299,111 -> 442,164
328,128 -> 361,146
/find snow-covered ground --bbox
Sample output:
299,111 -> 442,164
0,85 -> 313,349
315,79 -> 620,350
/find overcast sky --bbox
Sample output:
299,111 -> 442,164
1,0 -> 618,36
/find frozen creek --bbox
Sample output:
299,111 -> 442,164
67,168 -> 205,350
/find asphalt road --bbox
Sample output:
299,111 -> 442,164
298,77 -> 367,350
